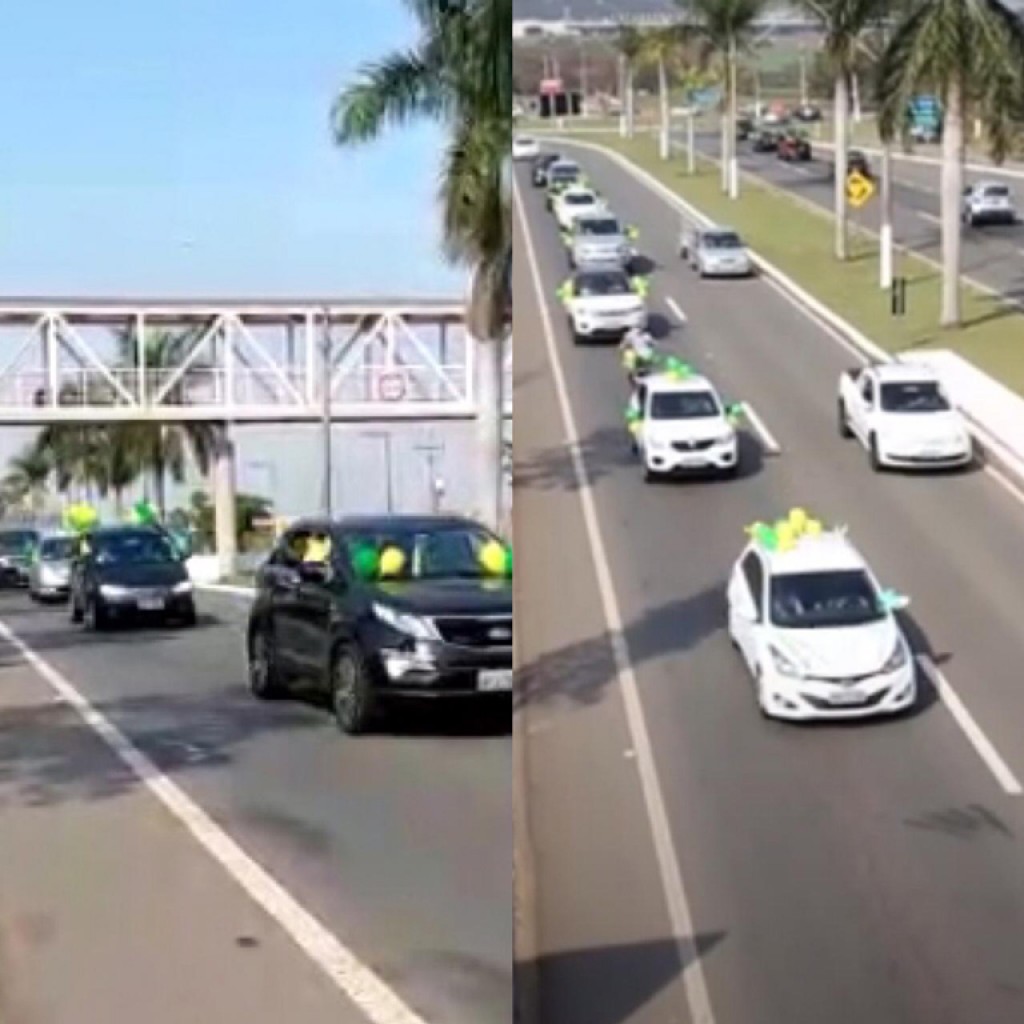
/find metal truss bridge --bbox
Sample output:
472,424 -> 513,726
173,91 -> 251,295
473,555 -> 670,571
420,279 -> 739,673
0,297 -> 511,425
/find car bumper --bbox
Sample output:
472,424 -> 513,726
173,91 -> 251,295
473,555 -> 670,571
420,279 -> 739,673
763,663 -> 917,721
575,253 -> 632,272
645,439 -> 738,474
373,643 -> 513,698
573,311 -> 647,338
699,261 -> 753,277
33,583 -> 70,599
100,591 -> 195,617
967,209 -> 1016,224
879,443 -> 973,469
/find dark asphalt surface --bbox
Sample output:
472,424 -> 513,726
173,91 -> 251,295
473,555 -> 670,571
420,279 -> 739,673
0,590 -> 511,1024
682,128 -> 1024,303
515,145 -> 1024,1024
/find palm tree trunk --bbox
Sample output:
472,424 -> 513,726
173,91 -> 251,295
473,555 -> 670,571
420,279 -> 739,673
618,56 -> 627,138
113,487 -> 124,520
658,58 -> 669,160
154,460 -> 167,520
940,78 -> 965,327
475,336 -> 504,529
626,66 -> 635,138
833,71 -> 850,260
720,96 -> 729,192
728,40 -> 739,199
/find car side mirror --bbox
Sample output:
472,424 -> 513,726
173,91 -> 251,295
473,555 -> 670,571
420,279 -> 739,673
878,589 -> 910,613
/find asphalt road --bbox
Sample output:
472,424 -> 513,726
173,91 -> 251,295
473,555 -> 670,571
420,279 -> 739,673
0,590 -> 511,1024
682,128 -> 1024,303
515,143 -> 1024,1024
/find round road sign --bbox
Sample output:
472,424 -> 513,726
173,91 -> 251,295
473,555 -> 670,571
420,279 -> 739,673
377,371 -> 406,401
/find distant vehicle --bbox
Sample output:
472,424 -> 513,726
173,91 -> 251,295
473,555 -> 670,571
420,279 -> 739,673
559,269 -> 648,344
679,226 -> 754,278
832,149 -> 872,181
567,213 -> 637,272
736,115 -> 754,140
70,525 -> 196,630
727,522 -> 915,721
0,528 -> 40,588
630,372 -> 740,481
532,152 -> 561,187
512,135 -> 540,161
837,364 -> 973,471
962,181 -> 1017,225
28,533 -> 76,602
777,131 -> 812,162
792,103 -> 822,122
551,185 -> 607,231
751,127 -> 782,152
544,160 -> 583,208
246,515 -> 512,735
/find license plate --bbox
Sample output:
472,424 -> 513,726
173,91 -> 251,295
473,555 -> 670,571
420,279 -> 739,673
138,598 -> 165,611
829,688 -> 866,705
478,670 -> 513,692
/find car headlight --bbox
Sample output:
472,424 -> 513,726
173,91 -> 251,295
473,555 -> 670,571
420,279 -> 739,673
769,644 -> 803,678
647,436 -> 670,451
373,602 -> 438,640
100,584 -> 130,598
714,427 -> 736,444
173,580 -> 194,595
880,640 -> 908,674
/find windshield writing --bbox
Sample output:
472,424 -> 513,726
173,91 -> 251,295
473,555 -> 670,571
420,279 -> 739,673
770,570 -> 883,628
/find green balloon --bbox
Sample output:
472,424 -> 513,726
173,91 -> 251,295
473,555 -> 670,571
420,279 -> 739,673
625,407 -> 640,423
350,543 -> 380,580
503,546 -> 513,575
755,524 -> 778,550
133,501 -> 158,525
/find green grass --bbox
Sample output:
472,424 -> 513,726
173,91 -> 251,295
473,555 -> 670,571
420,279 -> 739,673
578,131 -> 1024,395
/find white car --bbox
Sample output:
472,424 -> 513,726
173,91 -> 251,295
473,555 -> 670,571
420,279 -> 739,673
512,135 -> 540,161
631,372 -> 739,480
838,363 -> 972,470
726,520 -> 916,721
552,185 -> 606,230
560,269 -> 647,344
962,181 -> 1016,225
679,225 -> 753,278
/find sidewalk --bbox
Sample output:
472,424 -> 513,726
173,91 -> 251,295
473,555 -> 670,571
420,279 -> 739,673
0,653 -> 365,1024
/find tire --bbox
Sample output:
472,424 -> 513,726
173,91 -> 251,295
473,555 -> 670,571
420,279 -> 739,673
869,434 -> 884,472
838,400 -> 853,439
248,627 -> 285,700
177,604 -> 198,628
330,646 -> 377,735
84,596 -> 107,632
70,594 -> 83,623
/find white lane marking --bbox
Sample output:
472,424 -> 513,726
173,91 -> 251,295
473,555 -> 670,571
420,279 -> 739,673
514,179 -> 718,1024
0,620 -> 432,1024
666,296 -> 688,323
740,402 -> 781,455
917,211 -> 941,225
917,655 -> 1023,795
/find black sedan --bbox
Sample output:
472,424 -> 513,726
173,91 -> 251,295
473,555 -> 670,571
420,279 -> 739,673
532,152 -> 561,187
0,527 -> 39,588
70,525 -> 196,630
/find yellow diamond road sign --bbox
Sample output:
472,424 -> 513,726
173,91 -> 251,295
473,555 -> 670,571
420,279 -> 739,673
847,170 -> 874,208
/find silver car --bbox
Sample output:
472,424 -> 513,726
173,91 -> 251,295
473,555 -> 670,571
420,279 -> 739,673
680,225 -> 753,278
569,213 -> 636,272
962,181 -> 1016,225
28,532 -> 76,602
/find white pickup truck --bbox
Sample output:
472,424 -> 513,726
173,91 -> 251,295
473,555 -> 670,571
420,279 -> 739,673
837,363 -> 973,471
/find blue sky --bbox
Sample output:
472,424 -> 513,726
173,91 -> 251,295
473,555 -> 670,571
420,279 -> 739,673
0,0 -> 463,298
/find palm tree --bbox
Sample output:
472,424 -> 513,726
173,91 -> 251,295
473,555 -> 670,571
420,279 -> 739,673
677,0 -> 767,199
640,26 -> 687,160
615,24 -> 645,138
876,0 -> 1024,326
330,0 -> 511,528
3,446 -> 52,517
797,0 -> 889,261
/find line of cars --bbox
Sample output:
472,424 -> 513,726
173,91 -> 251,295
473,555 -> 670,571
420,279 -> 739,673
520,145 -> 985,724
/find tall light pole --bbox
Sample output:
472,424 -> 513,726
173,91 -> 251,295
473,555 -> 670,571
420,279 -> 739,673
320,307 -> 333,518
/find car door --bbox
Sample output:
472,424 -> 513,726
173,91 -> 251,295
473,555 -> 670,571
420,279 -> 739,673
634,382 -> 649,452
288,531 -> 341,682
262,528 -> 310,674
847,372 -> 873,442
728,550 -> 764,672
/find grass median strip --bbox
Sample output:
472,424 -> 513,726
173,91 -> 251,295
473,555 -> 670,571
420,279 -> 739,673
575,131 -> 1024,395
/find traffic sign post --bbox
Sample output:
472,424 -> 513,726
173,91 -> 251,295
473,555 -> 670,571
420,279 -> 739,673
846,170 -> 875,208
377,370 -> 406,402
891,276 -> 907,316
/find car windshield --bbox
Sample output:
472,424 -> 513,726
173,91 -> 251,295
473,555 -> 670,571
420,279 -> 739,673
577,273 -> 631,296
550,166 -> 579,181
880,381 -> 951,412
92,530 -> 178,566
0,530 -> 38,555
983,185 -> 1010,198
579,218 -> 620,236
516,137 -> 534,145
769,569 -> 884,628
703,233 -> 742,249
649,390 -> 720,420
40,537 -> 76,560
345,525 -> 508,581
565,193 -> 595,205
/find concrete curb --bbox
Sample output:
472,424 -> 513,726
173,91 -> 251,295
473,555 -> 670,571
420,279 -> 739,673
549,135 -> 1024,489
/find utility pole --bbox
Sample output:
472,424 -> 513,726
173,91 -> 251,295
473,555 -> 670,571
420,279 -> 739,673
414,437 -> 446,514
320,308 -> 333,518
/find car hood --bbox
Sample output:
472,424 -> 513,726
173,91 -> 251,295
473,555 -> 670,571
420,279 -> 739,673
645,418 -> 731,443
575,236 -> 627,253
880,410 -> 966,441
95,562 -> 188,588
38,559 -> 71,576
701,248 -> 749,263
370,578 -> 512,617
770,618 -> 901,678
573,294 -> 643,314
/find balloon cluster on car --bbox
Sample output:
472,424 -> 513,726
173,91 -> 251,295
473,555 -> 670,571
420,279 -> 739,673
348,539 -> 512,581
745,507 -> 825,552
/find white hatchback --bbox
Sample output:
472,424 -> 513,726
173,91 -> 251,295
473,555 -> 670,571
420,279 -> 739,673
512,136 -> 540,161
726,518 -> 916,721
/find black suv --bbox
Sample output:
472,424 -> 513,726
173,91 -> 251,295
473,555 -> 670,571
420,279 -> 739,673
247,514 -> 513,734
0,527 -> 40,588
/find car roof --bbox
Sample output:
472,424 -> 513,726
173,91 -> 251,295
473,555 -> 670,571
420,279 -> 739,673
88,524 -> 164,537
869,362 -> 941,384
550,159 -> 579,170
645,372 -> 716,393
755,530 -> 870,577
286,514 -> 484,535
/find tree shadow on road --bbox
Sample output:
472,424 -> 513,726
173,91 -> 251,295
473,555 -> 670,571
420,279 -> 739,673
515,933 -> 726,1024
515,581 -> 725,712
514,425 -> 634,494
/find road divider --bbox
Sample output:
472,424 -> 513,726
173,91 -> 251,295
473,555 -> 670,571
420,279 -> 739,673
741,402 -> 781,456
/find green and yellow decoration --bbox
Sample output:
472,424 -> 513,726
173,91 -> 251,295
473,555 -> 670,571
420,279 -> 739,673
479,539 -> 512,577
63,503 -> 98,534
130,500 -> 159,526
349,539 -> 512,581
630,275 -> 650,299
745,507 -> 826,553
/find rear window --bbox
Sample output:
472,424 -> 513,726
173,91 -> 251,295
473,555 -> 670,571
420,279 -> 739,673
550,165 -> 579,181
40,537 -> 76,560
649,390 -> 720,420
579,219 -> 620,236
703,232 -> 742,249
983,185 -> 1010,197
565,192 -> 595,205
0,530 -> 38,555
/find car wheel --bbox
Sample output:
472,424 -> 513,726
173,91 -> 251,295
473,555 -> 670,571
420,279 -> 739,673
838,400 -> 853,439
249,627 -> 285,700
869,434 -> 884,471
330,646 -> 376,736
177,604 -> 198,628
84,596 -> 107,632
70,594 -> 83,623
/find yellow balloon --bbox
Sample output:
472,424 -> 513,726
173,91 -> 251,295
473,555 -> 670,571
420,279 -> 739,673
623,350 -> 637,370
804,519 -> 823,537
776,522 -> 796,548
788,507 -> 808,533
378,546 -> 406,578
479,540 -> 507,576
